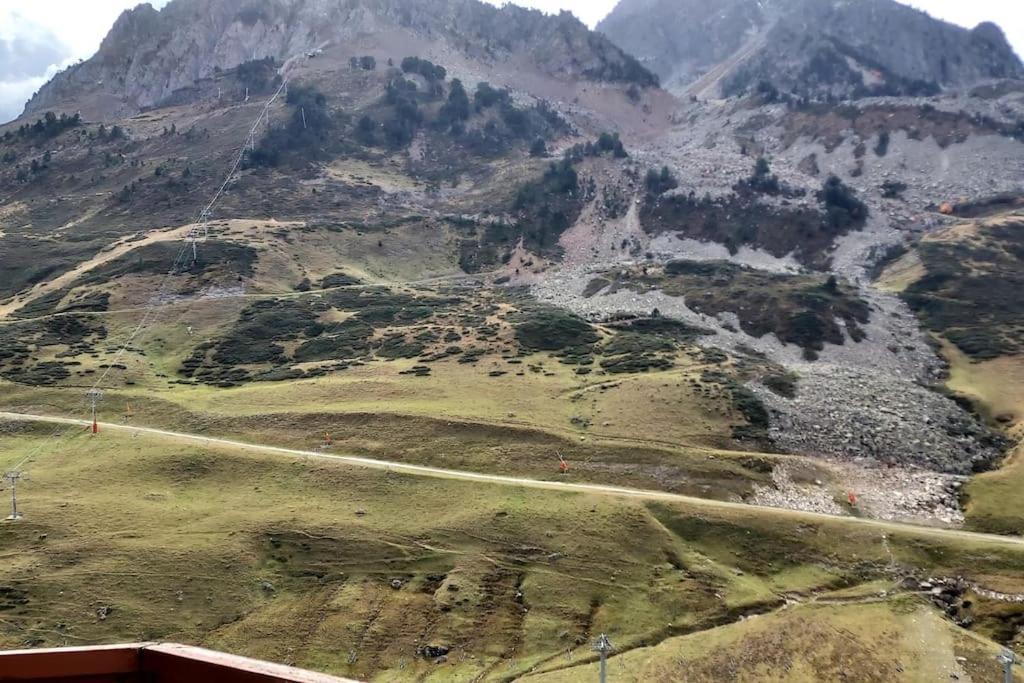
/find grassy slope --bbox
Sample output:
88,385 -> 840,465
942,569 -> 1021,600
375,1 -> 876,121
946,341 -> 1024,534
525,599 -> 1024,682
3,428 -> 1024,681
0,347 -> 821,506
877,213 -> 1024,534
0,256 -> 835,507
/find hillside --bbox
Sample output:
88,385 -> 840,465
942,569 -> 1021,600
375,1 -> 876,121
2,0 -> 1024,679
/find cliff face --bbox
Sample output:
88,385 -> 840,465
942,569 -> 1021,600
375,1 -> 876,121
25,0 -> 656,119
597,0 -> 766,94
599,0 -> 1024,98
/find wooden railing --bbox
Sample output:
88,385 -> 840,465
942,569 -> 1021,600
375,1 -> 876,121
0,643 -> 363,682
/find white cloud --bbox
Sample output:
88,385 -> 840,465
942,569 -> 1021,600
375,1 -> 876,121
0,1 -> 171,59
0,1 -> 171,123
0,75 -> 48,124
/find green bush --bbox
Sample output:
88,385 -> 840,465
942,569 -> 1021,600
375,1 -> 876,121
514,309 -> 599,352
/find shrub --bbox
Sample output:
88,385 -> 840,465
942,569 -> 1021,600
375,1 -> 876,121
382,78 -> 423,147
597,132 -> 628,158
736,157 -> 781,195
514,309 -> 599,351
646,166 -> 678,195
248,84 -> 333,166
401,57 -> 446,89
474,82 -> 510,110
350,56 -> 376,70
438,79 -> 471,130
874,130 -> 891,157
881,180 -> 907,199
762,371 -> 799,398
818,175 -> 868,230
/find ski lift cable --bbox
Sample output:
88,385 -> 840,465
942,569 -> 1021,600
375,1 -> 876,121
7,71 -> 295,476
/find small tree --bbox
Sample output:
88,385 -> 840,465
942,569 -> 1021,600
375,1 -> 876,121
645,166 -> 678,195
356,115 -> 377,145
438,79 -> 470,130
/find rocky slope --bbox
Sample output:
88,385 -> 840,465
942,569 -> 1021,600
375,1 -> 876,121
599,0 -> 1024,99
25,0 -> 655,120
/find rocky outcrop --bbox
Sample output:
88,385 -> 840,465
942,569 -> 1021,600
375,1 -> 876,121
25,0 -> 656,120
599,0 -> 1024,99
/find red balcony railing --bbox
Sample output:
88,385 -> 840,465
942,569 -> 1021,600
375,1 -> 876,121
0,643 -> 364,682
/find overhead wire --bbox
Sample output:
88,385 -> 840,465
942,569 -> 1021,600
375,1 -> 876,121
4,66 -> 295,478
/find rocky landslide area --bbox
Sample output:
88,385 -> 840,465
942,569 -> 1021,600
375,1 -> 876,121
532,79 -> 1023,525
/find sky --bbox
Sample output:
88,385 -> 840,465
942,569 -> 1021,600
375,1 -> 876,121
1,0 -> 1021,124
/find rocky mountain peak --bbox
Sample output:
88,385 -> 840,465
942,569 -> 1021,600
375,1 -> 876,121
24,0 -> 656,120
599,0 -> 1024,99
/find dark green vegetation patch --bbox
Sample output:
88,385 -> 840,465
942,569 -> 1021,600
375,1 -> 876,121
601,261 -> 870,360
0,315 -> 107,386
702,370 -> 771,443
511,306 -> 680,373
181,288 -> 467,386
459,134 -> 629,272
79,240 -> 258,286
903,218 -> 1024,360
513,307 -> 599,352
641,176 -> 867,269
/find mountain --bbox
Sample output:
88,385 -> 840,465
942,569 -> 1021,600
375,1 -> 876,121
598,0 -> 1024,99
26,0 -> 656,120
4,0 -> 1024,679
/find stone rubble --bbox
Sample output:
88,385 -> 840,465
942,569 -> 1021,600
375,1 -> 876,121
529,88 -> 1024,525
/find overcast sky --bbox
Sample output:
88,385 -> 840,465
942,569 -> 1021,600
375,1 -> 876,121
1,0 -> 1021,123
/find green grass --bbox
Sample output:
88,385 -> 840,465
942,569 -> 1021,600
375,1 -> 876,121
524,599 -> 1024,682
3,429 -> 1024,680
0,362 -> 809,504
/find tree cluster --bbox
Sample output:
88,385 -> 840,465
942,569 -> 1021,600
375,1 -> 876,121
401,56 -> 447,96
235,57 -> 281,94
562,132 -> 628,163
3,112 -> 81,143
247,84 -> 334,167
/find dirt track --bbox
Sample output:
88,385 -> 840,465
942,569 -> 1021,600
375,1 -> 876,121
3,410 -> 1024,550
